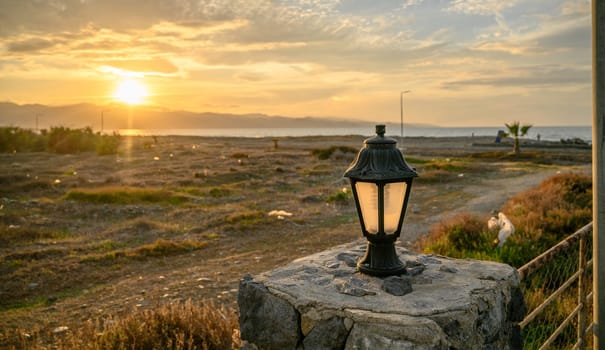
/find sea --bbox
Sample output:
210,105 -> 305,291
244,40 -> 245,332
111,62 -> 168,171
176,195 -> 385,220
118,126 -> 593,143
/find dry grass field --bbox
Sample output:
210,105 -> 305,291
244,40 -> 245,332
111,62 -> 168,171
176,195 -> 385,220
0,134 -> 591,346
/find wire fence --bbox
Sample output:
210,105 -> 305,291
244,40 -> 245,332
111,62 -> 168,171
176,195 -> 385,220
517,222 -> 593,350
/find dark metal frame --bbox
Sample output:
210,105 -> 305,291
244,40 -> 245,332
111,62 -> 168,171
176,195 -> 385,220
344,125 -> 417,276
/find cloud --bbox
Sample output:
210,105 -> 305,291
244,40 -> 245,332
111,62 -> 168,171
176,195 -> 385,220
101,59 -> 179,75
445,0 -> 519,15
534,19 -> 590,51
468,1 -> 590,56
560,0 -> 591,16
441,65 -> 590,89
234,71 -> 268,82
0,0 -> 441,74
267,86 -> 346,103
0,0 -> 181,36
6,38 -> 61,52
402,0 -> 425,9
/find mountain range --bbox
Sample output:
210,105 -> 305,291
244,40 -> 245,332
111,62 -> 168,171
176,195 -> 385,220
0,102 -> 391,131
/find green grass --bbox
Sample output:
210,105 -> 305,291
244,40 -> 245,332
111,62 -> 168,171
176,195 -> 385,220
94,239 -> 123,252
311,145 -> 357,160
415,169 -> 458,184
80,239 -> 207,264
404,156 -> 430,164
204,232 -> 220,240
421,158 -> 468,172
222,210 -> 270,231
62,187 -> 191,205
1,287 -> 85,313
133,239 -> 206,257
411,157 -> 493,184
299,163 -> 338,176
208,187 -> 232,198
0,226 -> 71,247
326,189 -> 353,204
470,150 -> 591,164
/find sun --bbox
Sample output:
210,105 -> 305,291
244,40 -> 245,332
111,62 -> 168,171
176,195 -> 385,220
113,78 -> 149,105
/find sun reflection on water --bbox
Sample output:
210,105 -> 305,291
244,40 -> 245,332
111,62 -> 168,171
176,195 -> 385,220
120,129 -> 144,136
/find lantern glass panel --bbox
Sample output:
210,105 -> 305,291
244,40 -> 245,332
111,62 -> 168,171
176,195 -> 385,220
384,182 -> 407,233
355,182 -> 379,234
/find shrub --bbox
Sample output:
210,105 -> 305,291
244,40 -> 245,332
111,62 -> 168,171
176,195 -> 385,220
47,126 -> 96,154
311,146 -> 357,160
90,300 -> 238,350
0,126 -> 122,155
326,188 -> 352,204
420,213 -> 493,257
132,239 -> 206,258
0,127 -> 46,152
3,300 -> 239,349
96,133 -> 122,155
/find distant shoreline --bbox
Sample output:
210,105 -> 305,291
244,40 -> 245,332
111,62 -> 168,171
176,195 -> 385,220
111,125 -> 592,143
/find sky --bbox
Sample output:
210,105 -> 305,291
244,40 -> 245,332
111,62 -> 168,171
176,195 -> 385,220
0,0 -> 593,127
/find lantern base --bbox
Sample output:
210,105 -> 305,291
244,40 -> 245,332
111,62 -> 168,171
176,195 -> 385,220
357,241 -> 406,277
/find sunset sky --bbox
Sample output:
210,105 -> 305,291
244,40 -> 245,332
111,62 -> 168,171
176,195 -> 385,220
0,0 -> 592,126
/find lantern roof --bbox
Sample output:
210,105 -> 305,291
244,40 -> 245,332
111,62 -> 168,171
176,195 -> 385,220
344,125 -> 418,181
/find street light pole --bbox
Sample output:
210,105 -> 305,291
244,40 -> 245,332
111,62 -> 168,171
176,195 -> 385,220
101,110 -> 108,134
400,90 -> 411,143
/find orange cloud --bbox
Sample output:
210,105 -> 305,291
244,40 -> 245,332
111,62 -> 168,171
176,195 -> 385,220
102,58 -> 178,74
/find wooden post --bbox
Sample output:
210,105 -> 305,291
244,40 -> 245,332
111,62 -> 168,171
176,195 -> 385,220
593,0 -> 605,347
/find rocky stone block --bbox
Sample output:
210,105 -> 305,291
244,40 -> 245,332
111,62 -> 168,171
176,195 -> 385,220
302,317 -> 348,350
238,240 -> 525,349
238,276 -> 301,350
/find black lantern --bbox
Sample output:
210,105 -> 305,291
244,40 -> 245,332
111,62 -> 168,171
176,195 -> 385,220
344,124 -> 418,276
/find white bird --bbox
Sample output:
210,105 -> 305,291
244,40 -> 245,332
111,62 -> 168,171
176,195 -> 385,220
496,212 -> 515,247
488,212 -> 515,247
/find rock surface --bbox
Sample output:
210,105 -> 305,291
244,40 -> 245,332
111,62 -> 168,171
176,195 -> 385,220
238,240 -> 526,350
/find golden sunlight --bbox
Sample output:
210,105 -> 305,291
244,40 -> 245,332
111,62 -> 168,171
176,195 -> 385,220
113,78 -> 149,105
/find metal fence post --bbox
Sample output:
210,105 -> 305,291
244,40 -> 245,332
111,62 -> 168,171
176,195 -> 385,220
579,236 -> 587,350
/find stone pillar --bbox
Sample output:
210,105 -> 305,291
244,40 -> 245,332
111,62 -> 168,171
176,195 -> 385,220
238,241 -> 526,350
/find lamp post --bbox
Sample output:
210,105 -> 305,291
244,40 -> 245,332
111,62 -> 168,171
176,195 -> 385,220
400,90 -> 411,142
101,109 -> 109,134
344,124 -> 418,276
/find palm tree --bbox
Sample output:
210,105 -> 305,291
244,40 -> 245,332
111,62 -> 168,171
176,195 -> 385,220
504,121 -> 532,155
